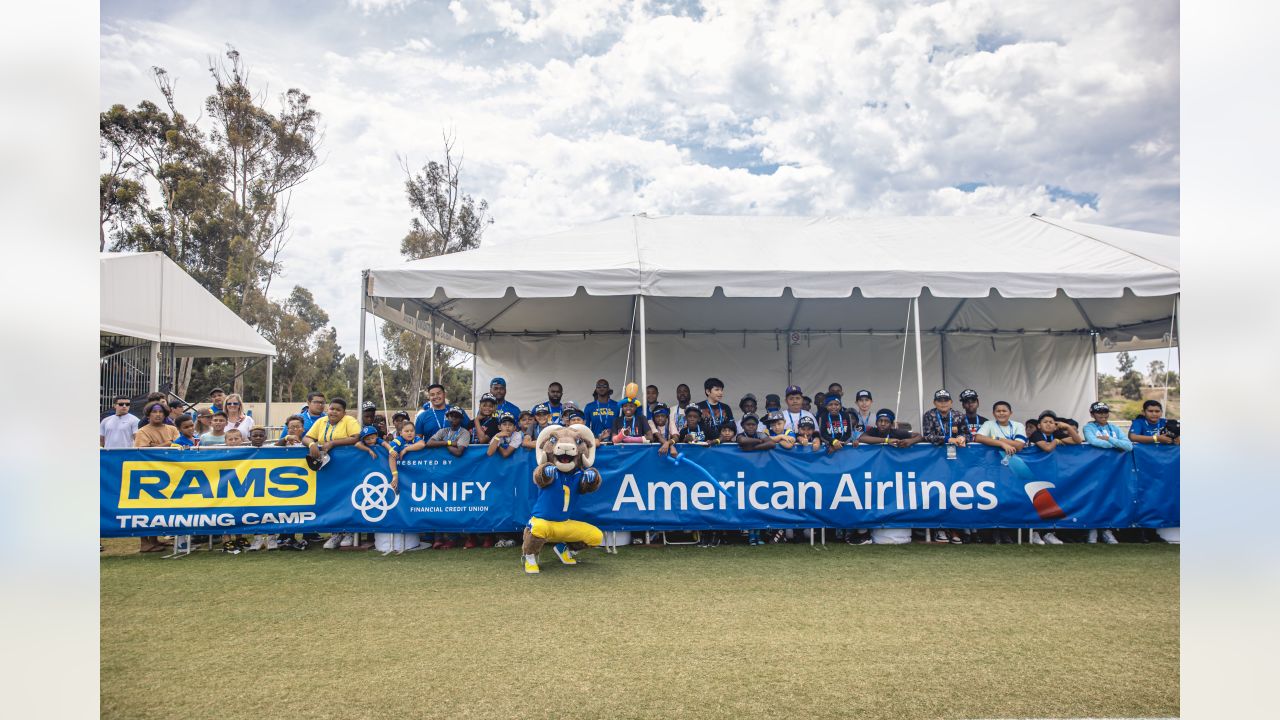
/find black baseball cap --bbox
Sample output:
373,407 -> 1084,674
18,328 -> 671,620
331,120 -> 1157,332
933,389 -> 951,401
959,389 -> 979,402
1089,401 -> 1110,414
855,389 -> 872,401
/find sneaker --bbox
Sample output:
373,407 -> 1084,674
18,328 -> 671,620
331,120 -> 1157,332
1030,531 -> 1046,545
276,538 -> 300,551
1043,532 -> 1064,545
339,534 -> 354,548
933,530 -> 950,544
294,539 -> 309,551
247,535 -> 266,551
323,534 -> 342,550
265,537 -> 279,550
949,532 -> 965,545
747,531 -> 760,546
523,554 -> 540,574
1101,529 -> 1119,545
552,543 -> 578,565
221,540 -> 241,554
1086,529 -> 1098,544
852,535 -> 873,545
233,537 -> 250,549
494,538 -> 516,548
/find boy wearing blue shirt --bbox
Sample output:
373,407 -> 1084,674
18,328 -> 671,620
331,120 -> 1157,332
171,416 -> 199,448
1083,402 -> 1134,451
584,378 -> 621,437
1129,400 -> 1178,445
696,377 -> 734,438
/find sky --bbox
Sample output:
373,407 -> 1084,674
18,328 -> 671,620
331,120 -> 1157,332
99,0 -> 1180,378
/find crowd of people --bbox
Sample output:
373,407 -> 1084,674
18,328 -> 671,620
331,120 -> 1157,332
101,376 -> 1181,554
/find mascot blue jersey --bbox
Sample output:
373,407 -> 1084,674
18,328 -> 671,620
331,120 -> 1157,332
531,466 -> 595,522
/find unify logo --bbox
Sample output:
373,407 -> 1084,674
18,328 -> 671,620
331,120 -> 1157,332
352,472 -> 399,522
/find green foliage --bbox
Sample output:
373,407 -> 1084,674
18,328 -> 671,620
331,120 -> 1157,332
1097,372 -> 1118,397
1116,351 -> 1135,375
1120,371 -> 1144,400
101,48 -> 328,404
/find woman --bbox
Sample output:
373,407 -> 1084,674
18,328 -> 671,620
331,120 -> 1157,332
223,393 -> 255,435
134,403 -> 179,553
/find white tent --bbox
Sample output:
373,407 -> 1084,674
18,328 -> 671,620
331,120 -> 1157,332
101,252 -> 276,413
362,214 -> 1178,424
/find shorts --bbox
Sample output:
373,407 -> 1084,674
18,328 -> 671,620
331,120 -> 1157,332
526,517 -> 603,547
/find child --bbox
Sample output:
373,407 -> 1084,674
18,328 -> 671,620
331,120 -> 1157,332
612,399 -> 650,443
958,389 -> 987,441
973,401 -> 1028,456
356,424 -> 381,460
647,403 -> 677,455
391,411 -> 411,434
517,410 -> 534,436
781,385 -> 816,433
922,390 -> 968,448
486,412 -> 523,458
713,424 -> 738,446
764,412 -> 796,449
472,393 -> 500,443
850,390 -> 875,434
696,377 -> 735,438
248,427 -> 268,448
200,411 -> 228,446
795,416 -> 821,451
818,395 -> 854,453
170,416 -> 199,448
224,429 -> 245,447
680,406 -> 708,444
522,404 -> 555,450
276,415 -> 307,446
1028,411 -> 1083,452
859,409 -> 924,447
369,424 -> 423,555
1129,400 -> 1178,445
763,394 -> 782,414
1082,401 -> 1129,545
736,393 -> 758,433
735,414 -> 777,452
426,407 -> 470,458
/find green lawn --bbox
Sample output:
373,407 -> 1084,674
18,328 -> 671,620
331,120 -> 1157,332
101,539 -> 1178,719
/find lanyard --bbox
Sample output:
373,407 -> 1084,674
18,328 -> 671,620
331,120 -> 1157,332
827,412 -> 846,436
995,422 -> 1016,440
444,427 -> 461,443
706,402 -> 724,429
623,416 -> 637,435
787,410 -> 805,430
965,413 -> 982,430
935,410 -> 954,441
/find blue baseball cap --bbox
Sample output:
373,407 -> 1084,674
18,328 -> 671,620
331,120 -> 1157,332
785,385 -> 803,397
651,402 -> 670,416
490,377 -> 507,387
876,409 -> 895,422
359,424 -> 380,438
533,403 -> 550,415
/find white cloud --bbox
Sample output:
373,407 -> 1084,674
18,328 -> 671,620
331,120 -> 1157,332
100,0 -> 1179,358
348,0 -> 416,15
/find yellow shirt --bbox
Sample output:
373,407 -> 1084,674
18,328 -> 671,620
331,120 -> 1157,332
305,415 -> 362,443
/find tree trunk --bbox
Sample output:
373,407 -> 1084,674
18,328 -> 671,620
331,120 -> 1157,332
233,357 -> 246,397
176,356 -> 194,400
407,335 -> 428,409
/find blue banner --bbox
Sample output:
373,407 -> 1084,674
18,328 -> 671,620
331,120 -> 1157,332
99,443 -> 1179,537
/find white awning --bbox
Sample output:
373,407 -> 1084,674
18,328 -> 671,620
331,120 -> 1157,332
100,252 -> 276,357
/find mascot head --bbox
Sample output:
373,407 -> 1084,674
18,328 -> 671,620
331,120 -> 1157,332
536,424 -> 596,472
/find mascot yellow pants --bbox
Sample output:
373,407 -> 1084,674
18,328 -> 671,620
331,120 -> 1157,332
526,517 -> 603,547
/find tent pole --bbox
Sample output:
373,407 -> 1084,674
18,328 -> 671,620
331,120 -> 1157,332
1164,296 -> 1177,408
357,285 -> 366,417
639,295 -> 648,406
472,338 -> 479,416
149,341 -> 161,393
429,312 -> 436,385
265,356 -> 273,430
913,297 -> 925,430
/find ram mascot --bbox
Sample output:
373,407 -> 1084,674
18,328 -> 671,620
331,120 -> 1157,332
521,423 -> 604,574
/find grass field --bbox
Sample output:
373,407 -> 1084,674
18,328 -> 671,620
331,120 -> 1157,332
101,539 -> 1178,719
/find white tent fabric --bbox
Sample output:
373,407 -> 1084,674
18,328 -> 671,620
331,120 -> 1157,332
363,214 -> 1177,422
101,252 -> 276,357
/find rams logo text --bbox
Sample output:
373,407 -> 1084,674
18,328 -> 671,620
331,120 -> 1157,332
119,458 -> 316,509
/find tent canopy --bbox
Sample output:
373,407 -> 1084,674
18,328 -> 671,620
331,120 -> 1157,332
101,252 -> 276,357
362,214 -> 1178,419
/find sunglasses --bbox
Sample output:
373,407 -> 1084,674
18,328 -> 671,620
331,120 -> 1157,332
227,402 -> 242,406
116,402 -> 130,407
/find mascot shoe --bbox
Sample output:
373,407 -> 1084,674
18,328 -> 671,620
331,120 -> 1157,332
523,554 -> 540,574
553,543 -> 578,565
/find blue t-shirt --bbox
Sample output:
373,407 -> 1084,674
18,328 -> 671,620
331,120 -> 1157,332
495,400 -> 521,417
388,435 -> 416,453
1129,417 -> 1167,436
171,434 -> 197,448
414,404 -> 470,440
546,403 -> 564,424
584,399 -> 621,436
280,407 -> 327,438
530,466 -> 593,522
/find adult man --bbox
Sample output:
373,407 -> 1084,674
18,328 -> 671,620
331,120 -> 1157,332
673,383 -> 694,431
645,384 -> 660,419
958,389 -> 987,441
584,378 -> 621,437
414,383 -> 470,440
696,377 -> 734,438
208,388 -> 226,414
100,395 -> 139,449
780,385 -> 816,433
294,392 -> 327,435
545,382 -> 566,424
489,377 -> 520,417
827,383 -> 844,401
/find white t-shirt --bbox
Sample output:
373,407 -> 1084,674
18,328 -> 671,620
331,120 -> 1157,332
977,419 -> 1027,442
225,414 -> 255,435
100,413 -> 140,449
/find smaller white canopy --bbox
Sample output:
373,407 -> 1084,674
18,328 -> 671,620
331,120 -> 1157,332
100,252 -> 275,357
